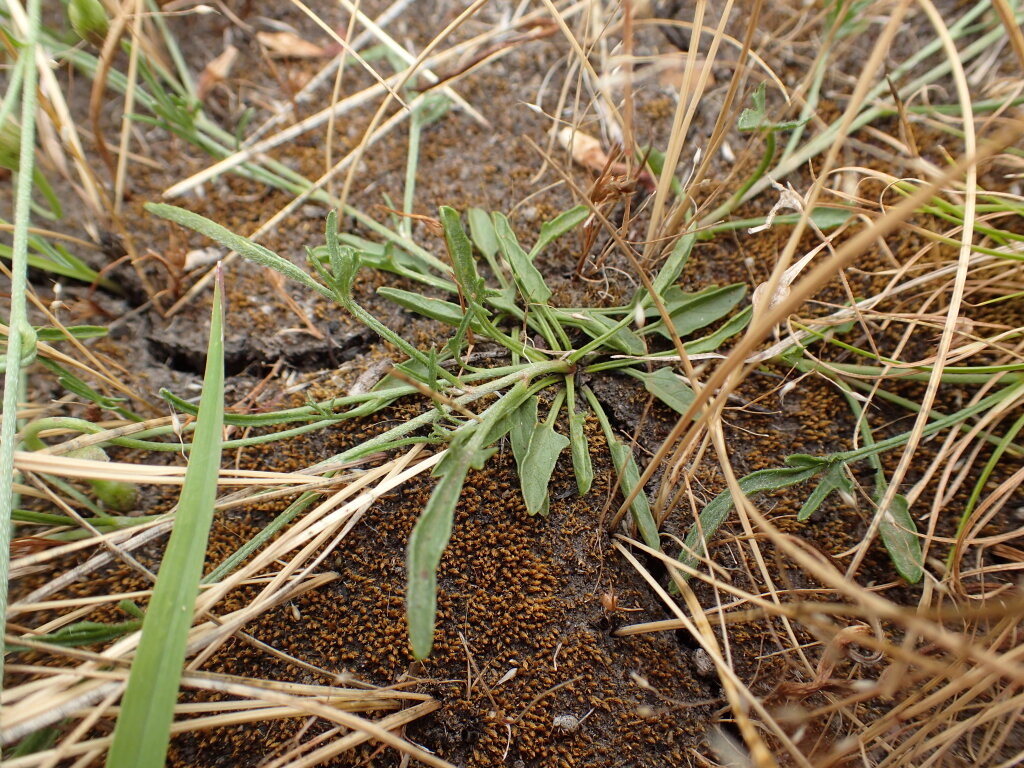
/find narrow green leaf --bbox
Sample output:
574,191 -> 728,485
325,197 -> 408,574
683,306 -> 752,354
649,232 -> 695,299
407,434 -> 473,659
439,206 -> 481,302
33,325 -> 108,341
797,463 -> 853,521
631,367 -> 696,414
554,308 -> 645,355
11,618 -> 141,649
493,213 -> 552,303
647,284 -> 747,339
145,202 -> 334,301
509,395 -> 538,467
528,205 -> 589,260
877,493 -> 924,583
680,462 -> 823,572
582,386 -> 660,550
467,207 -> 498,261
608,441 -> 660,550
407,381 -> 533,658
106,275 -> 225,768
569,408 -> 593,495
520,421 -> 569,516
378,286 -> 472,329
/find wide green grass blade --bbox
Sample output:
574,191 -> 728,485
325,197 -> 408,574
105,274 -> 225,768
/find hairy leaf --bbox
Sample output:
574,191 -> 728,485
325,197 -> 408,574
797,462 -> 853,521
146,203 -> 333,301
877,493 -> 924,583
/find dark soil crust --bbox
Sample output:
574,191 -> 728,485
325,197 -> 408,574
6,1 -> 1024,766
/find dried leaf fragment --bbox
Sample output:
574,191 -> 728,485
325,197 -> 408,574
256,30 -> 329,59
197,45 -> 238,101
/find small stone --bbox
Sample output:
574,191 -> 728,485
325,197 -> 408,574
553,714 -> 580,733
693,648 -> 717,678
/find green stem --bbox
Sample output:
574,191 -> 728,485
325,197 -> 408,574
0,0 -> 41,696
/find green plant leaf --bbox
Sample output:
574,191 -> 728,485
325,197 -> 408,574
325,209 -> 359,300
797,462 -> 853,521
631,367 -> 696,414
105,274 -> 225,768
554,308 -> 645,355
649,232 -> 695,299
737,81 -> 768,131
9,618 -> 141,650
608,441 -> 660,549
145,202 -> 334,301
468,207 -> 498,261
32,325 -> 108,341
876,493 -> 924,583
568,408 -> 593,495
738,82 -> 806,133
439,206 -> 483,303
646,284 -> 747,339
377,287 -> 472,329
493,212 -> 552,303
520,420 -> 570,516
9,726 -> 59,757
407,380 -> 533,658
680,462 -> 823,572
528,205 -> 588,260
510,395 -> 538,468
407,433 -> 473,659
684,306 -> 752,354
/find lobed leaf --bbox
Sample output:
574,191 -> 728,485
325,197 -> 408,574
737,82 -> 806,133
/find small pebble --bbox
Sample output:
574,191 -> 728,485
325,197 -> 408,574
692,648 -> 716,678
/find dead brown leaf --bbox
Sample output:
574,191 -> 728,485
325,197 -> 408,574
197,45 -> 239,101
256,30 -> 329,59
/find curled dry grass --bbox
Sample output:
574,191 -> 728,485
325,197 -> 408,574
3,0 -> 1024,766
